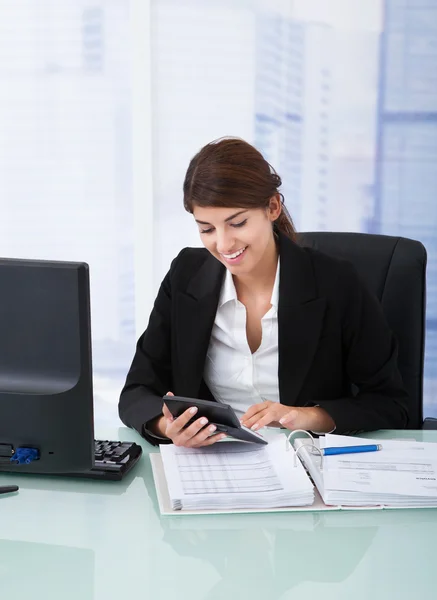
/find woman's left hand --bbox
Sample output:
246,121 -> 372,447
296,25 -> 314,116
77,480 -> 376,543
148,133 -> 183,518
240,400 -> 335,433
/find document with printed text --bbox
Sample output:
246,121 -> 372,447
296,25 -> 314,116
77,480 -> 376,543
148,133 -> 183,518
322,434 -> 437,503
159,437 -> 314,511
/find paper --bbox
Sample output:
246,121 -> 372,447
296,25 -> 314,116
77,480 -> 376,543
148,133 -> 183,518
322,434 -> 437,499
159,437 -> 314,511
150,453 -> 335,516
152,432 -> 437,514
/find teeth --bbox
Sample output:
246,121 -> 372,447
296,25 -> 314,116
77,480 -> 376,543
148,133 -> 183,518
223,247 -> 246,259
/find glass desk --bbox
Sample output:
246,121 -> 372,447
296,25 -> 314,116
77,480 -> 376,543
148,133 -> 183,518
0,428 -> 436,600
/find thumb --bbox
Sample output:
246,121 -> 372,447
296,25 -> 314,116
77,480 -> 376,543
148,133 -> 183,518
162,402 -> 174,421
166,391 -> 174,396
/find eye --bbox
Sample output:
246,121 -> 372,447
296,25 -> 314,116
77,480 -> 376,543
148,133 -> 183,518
199,227 -> 214,234
230,219 -> 247,228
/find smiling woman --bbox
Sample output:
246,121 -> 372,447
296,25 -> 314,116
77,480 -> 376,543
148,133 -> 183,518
183,139 -> 296,292
119,137 -> 409,448
183,137 -> 296,242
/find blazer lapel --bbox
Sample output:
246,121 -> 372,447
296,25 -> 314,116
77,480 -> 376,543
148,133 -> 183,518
175,254 -> 224,397
277,235 -> 326,406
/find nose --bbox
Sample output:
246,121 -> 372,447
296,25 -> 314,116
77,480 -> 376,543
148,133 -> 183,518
215,228 -> 235,255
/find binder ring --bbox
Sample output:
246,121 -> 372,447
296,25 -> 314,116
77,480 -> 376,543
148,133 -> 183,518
285,429 -> 314,450
286,430 -> 324,469
295,444 -> 324,470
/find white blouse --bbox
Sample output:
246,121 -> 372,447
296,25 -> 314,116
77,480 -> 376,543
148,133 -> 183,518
203,260 -> 280,418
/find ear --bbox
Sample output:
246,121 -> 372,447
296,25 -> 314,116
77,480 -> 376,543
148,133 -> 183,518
267,194 -> 282,222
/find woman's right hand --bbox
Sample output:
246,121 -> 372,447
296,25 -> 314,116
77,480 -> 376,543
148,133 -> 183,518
156,392 -> 226,448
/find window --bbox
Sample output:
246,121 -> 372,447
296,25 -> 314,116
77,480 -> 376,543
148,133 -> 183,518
0,1 -> 139,422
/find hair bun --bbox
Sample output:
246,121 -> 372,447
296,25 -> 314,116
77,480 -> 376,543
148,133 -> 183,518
271,172 -> 282,187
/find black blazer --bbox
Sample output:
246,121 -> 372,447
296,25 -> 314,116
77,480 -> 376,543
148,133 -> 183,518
119,234 -> 409,444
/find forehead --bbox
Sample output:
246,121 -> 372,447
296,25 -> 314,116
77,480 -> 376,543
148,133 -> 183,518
193,205 -> 253,223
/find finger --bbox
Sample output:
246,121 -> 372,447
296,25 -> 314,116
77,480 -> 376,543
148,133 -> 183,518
162,403 -> 174,421
191,433 -> 227,448
166,406 -> 198,438
173,417 -> 215,447
279,409 -> 299,427
241,401 -> 269,422
243,409 -> 268,429
241,408 -> 266,428
250,410 -> 278,431
165,391 -> 174,396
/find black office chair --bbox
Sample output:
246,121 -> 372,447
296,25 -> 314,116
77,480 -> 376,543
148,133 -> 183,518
298,231 -> 432,430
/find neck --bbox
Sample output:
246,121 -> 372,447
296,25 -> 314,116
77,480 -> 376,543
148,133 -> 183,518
233,236 -> 279,297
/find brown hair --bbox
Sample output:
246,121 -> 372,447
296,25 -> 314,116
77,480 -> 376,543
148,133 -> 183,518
183,137 -> 296,241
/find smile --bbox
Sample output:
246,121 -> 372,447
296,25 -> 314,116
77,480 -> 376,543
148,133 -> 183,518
221,247 -> 247,260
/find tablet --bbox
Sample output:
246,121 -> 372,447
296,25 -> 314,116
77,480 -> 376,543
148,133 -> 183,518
163,395 -> 268,445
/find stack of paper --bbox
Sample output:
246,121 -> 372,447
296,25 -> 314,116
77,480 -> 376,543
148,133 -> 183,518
159,438 -> 314,511
295,433 -> 437,508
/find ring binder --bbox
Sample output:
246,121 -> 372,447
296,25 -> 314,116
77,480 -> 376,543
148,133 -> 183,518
151,432 -> 437,513
286,430 -> 324,469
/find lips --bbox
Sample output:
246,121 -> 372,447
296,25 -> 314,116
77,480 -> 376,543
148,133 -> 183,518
220,246 -> 248,265
222,247 -> 247,260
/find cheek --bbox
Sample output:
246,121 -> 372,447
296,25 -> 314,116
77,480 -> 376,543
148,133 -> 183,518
249,225 -> 271,247
200,236 -> 216,253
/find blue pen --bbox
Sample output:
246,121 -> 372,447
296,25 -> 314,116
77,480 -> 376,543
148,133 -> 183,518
322,444 -> 382,456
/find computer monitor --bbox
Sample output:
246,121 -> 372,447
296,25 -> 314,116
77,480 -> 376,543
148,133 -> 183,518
0,258 -> 94,474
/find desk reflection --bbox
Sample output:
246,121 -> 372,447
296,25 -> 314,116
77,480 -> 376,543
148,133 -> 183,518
142,459 -> 377,600
0,539 -> 94,600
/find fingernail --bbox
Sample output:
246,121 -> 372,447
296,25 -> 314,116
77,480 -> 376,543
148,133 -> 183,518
200,417 -> 208,425
209,424 -> 216,432
251,424 -> 259,431
279,418 -> 286,425
190,407 -> 198,415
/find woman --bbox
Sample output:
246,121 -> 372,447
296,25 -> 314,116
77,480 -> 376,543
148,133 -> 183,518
119,138 -> 408,447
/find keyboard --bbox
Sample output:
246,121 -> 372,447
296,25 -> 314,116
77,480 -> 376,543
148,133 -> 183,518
63,440 -> 143,481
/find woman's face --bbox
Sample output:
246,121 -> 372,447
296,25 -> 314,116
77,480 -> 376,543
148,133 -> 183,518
192,197 -> 281,275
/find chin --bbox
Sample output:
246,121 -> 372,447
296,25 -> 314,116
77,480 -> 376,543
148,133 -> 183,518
229,262 -> 254,276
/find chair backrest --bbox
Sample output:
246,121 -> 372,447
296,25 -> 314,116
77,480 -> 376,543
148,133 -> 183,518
298,232 -> 427,429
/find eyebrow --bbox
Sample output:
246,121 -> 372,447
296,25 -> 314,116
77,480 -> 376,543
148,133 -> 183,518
195,209 -> 248,225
